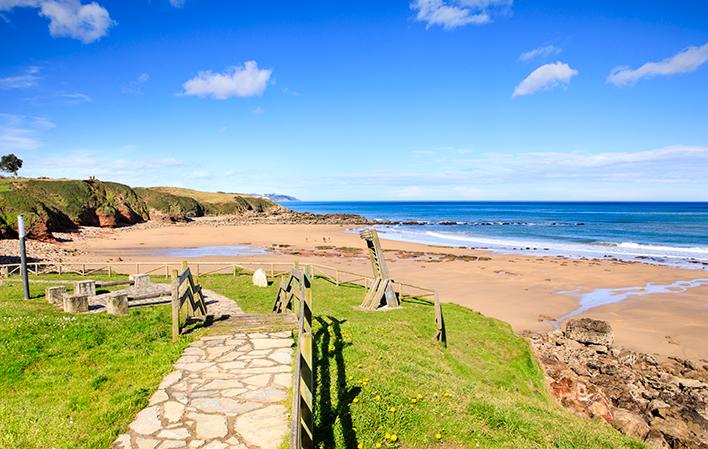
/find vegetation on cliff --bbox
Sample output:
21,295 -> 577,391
0,178 -> 148,240
0,178 -> 283,240
133,187 -> 204,222
147,186 -> 281,215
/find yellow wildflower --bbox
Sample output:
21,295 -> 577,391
435,433 -> 442,440
390,434 -> 398,442
389,406 -> 396,413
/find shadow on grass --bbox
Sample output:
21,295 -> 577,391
314,315 -> 359,449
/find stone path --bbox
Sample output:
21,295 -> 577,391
112,291 -> 296,449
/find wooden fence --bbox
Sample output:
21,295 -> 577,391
272,265 -> 314,449
1,259 -> 445,344
170,262 -> 208,342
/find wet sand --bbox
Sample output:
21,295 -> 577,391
63,222 -> 708,360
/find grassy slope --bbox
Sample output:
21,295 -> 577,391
148,186 -> 279,215
0,275 -> 194,449
202,275 -> 644,449
0,179 -> 148,237
134,187 -> 204,220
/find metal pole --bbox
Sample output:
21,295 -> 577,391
18,215 -> 30,300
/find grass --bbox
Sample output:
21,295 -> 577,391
201,274 -> 646,449
0,273 -> 644,448
0,274 -> 195,449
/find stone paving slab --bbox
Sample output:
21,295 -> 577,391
112,330 -> 294,449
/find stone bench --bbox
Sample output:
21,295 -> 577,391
74,280 -> 96,297
106,292 -> 129,316
64,295 -> 89,313
46,286 -> 66,306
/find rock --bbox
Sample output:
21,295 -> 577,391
190,412 -> 227,439
611,409 -> 650,440
645,430 -> 671,449
45,286 -> 65,305
106,292 -> 129,316
129,406 -> 162,435
564,318 -> 614,347
649,399 -> 671,418
676,377 -> 707,390
252,269 -> 268,287
527,328 -> 708,449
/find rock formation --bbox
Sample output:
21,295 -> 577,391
527,318 -> 708,449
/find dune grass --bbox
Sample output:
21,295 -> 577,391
0,275 -> 194,449
201,274 -> 645,449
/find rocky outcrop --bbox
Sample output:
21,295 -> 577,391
527,319 -> 707,449
0,179 -> 149,241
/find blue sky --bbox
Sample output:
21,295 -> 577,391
1,0 -> 707,200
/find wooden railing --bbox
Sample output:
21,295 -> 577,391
273,265 -> 314,449
1,259 -> 445,345
170,262 -> 208,342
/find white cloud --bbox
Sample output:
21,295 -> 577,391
282,87 -> 300,96
410,0 -> 511,30
181,61 -> 272,100
0,114 -> 55,151
0,0 -> 115,43
122,72 -> 150,94
519,44 -> 561,62
22,149 -> 186,183
513,61 -> 578,97
607,42 -> 708,86
56,91 -> 92,104
169,0 -> 185,7
251,106 -> 265,115
0,66 -> 41,89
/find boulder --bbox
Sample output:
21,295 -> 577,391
252,269 -> 268,288
564,318 -> 614,347
611,408 -> 650,440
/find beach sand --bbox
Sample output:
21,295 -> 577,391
64,222 -> 708,360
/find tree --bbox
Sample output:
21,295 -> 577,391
0,154 -> 23,176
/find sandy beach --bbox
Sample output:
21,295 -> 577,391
61,222 -> 708,360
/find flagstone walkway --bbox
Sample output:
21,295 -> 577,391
112,290 -> 296,449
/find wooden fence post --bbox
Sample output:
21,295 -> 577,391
434,292 -> 447,347
171,269 -> 179,342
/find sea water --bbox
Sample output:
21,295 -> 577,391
283,201 -> 708,270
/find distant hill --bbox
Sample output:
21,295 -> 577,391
249,193 -> 300,202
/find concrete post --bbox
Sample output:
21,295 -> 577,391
106,292 -> 128,316
74,280 -> 96,297
45,286 -> 66,306
129,274 -> 151,289
64,295 -> 89,313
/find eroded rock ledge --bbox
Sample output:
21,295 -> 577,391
526,318 -> 707,449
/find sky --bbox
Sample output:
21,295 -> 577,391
1,0 -> 708,201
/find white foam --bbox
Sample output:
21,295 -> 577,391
375,227 -> 708,269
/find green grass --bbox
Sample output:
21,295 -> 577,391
0,273 -> 644,448
0,275 -> 195,449
201,275 -> 646,449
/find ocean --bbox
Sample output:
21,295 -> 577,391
282,201 -> 708,270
